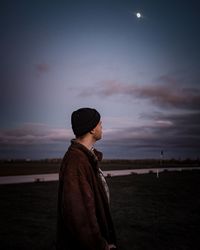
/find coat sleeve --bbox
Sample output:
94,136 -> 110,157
61,159 -> 109,250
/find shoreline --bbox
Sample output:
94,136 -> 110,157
0,166 -> 200,185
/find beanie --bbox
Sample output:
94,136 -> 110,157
71,108 -> 101,137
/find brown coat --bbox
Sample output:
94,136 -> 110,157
56,140 -> 117,250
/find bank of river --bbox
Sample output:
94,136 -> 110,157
0,167 -> 199,185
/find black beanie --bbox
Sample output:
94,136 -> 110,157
71,108 -> 101,137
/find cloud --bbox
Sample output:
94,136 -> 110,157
99,111 -> 200,157
1,112 -> 199,159
35,63 -> 50,74
0,123 -> 72,145
79,80 -> 200,111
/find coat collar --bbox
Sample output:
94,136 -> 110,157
70,139 -> 103,163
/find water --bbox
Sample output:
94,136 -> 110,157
0,167 -> 199,185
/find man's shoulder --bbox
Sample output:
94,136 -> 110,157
66,145 -> 87,160
60,145 -> 90,172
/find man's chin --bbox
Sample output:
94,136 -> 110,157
96,135 -> 102,141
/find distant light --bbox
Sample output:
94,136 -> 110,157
136,12 -> 141,18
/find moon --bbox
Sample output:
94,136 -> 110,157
136,12 -> 141,18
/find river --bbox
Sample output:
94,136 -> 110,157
0,167 -> 199,185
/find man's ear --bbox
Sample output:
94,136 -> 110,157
90,129 -> 95,134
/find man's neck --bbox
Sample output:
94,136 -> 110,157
76,136 -> 95,151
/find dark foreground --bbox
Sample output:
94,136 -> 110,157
0,170 -> 200,250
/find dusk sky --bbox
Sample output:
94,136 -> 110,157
1,0 -> 200,160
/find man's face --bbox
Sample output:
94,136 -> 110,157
93,121 -> 102,141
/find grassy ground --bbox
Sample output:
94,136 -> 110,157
0,170 -> 200,250
0,160 -> 199,176
108,171 -> 200,250
0,162 -> 60,176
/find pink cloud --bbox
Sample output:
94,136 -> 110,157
0,123 -> 72,145
79,80 -> 200,110
35,63 -> 50,74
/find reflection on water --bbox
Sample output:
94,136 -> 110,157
0,173 -> 58,185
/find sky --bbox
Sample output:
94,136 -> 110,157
0,0 -> 200,160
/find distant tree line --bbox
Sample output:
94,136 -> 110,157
0,158 -> 200,166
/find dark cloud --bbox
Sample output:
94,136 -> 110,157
0,123 -> 71,145
0,123 -> 73,159
1,111 -> 199,159
79,80 -> 200,111
98,111 -> 200,159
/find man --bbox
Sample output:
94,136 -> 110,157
56,107 -> 117,250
